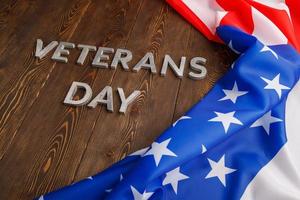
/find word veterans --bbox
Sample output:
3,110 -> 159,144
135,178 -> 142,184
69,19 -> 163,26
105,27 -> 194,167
35,39 -> 208,80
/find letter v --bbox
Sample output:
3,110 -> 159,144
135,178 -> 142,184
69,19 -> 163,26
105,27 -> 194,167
35,39 -> 58,59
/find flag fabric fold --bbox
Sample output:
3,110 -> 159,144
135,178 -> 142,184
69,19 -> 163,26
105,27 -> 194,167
37,1 -> 300,199
167,0 -> 300,50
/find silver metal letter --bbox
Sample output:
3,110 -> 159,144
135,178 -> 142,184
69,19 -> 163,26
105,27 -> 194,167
87,86 -> 114,112
92,47 -> 114,68
160,55 -> 185,78
111,48 -> 132,71
132,52 -> 157,73
189,57 -> 207,80
51,41 -> 75,63
118,88 -> 141,113
77,44 -> 97,65
63,81 -> 93,106
35,39 -> 58,59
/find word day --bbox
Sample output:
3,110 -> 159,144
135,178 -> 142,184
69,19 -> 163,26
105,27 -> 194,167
35,39 -> 208,80
64,82 -> 141,113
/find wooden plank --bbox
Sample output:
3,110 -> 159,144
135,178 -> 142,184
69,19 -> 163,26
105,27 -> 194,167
0,0 -> 22,58
0,0 -> 91,159
172,27 -> 236,121
74,1 -> 191,181
0,0 -> 143,199
0,0 -> 40,86
0,0 -> 93,199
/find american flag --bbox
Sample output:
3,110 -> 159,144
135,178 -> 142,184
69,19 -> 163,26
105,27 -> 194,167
38,0 -> 300,199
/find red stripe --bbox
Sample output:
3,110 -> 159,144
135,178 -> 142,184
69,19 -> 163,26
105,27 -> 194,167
248,0 -> 300,51
217,0 -> 253,35
167,0 -> 300,51
166,0 -> 222,43
286,0 -> 300,51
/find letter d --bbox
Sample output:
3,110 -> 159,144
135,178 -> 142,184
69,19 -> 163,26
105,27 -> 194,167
64,81 -> 92,106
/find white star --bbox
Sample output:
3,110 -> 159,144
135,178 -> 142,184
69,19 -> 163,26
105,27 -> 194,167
251,111 -> 282,134
228,40 -> 240,54
38,196 -> 44,200
219,82 -> 248,103
260,45 -> 278,59
201,144 -> 207,154
173,116 -> 191,127
105,174 -> 123,193
130,186 -> 153,200
86,176 -> 93,180
231,62 -> 235,69
143,138 -> 177,166
163,167 -> 189,194
105,189 -> 112,193
261,74 -> 290,98
205,155 -> 236,187
209,111 -> 243,133
129,147 -> 149,156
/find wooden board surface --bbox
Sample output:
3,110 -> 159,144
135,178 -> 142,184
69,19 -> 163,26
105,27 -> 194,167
0,0 -> 235,199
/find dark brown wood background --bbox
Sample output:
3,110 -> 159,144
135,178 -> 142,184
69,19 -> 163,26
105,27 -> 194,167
0,0 -> 235,199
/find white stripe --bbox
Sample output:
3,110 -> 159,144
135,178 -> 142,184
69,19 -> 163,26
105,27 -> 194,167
253,0 -> 291,20
241,80 -> 300,199
182,0 -> 227,33
251,7 -> 288,45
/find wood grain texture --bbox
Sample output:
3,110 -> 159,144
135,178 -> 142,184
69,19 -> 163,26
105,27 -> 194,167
74,0 -> 189,181
0,0 -> 91,160
0,0 -> 234,199
173,29 -> 236,121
